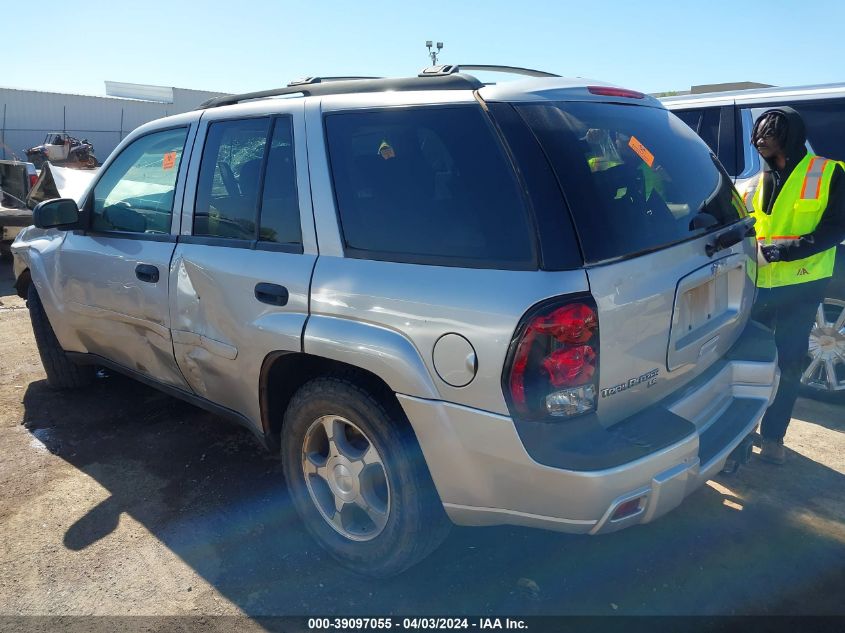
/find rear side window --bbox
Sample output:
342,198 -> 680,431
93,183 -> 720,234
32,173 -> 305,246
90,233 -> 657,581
517,102 -> 745,263
325,106 -> 536,269
259,119 -> 301,246
195,118 -> 270,240
194,117 -> 302,248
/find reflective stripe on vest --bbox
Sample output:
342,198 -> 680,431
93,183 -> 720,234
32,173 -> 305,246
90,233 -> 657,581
739,180 -> 758,213
750,154 -> 840,288
800,156 -> 829,199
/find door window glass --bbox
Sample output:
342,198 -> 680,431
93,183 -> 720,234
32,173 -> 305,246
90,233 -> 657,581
194,118 -> 270,240
746,100 -> 845,163
325,106 -> 535,268
673,108 -> 720,153
674,109 -> 702,133
259,118 -> 301,245
91,127 -> 188,234
788,101 -> 845,160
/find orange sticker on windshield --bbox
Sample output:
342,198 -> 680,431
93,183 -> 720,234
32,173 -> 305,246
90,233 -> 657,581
628,136 -> 654,167
162,152 -> 177,170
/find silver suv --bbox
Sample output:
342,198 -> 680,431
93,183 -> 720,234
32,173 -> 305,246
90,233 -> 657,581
12,66 -> 779,576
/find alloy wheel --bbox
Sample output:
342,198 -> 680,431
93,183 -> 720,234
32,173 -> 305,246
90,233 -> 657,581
801,299 -> 845,395
301,415 -> 390,541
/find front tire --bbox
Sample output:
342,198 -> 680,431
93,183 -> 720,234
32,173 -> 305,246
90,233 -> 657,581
27,285 -> 94,390
281,377 -> 450,577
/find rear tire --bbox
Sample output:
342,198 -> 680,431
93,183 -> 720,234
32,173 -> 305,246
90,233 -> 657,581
281,376 -> 450,577
27,284 -> 94,390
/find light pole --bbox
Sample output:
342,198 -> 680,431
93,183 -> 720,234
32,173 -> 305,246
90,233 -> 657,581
426,41 -> 444,65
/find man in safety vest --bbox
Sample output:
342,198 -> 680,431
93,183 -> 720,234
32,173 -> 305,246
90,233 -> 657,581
749,107 -> 845,464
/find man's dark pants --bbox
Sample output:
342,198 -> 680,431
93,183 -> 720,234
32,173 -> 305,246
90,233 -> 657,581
751,278 -> 829,441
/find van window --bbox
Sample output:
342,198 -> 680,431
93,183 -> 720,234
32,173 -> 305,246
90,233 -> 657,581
673,107 -> 720,154
785,101 -> 845,161
325,106 -> 536,269
517,102 -> 745,263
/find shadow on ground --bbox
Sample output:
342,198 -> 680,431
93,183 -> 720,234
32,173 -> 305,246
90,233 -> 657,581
21,374 -> 845,616
792,396 -> 845,433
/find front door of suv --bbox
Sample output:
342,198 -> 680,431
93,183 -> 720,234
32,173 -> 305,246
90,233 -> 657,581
56,115 -> 199,389
171,102 -> 316,424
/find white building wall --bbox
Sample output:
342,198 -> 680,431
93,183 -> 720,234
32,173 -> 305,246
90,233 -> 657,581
0,85 -> 225,162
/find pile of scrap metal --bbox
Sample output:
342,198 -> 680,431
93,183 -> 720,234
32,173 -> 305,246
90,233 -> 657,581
0,162 -> 96,256
25,132 -> 99,169
27,162 -> 96,207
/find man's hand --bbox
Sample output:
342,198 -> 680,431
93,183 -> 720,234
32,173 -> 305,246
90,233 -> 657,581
760,244 -> 785,262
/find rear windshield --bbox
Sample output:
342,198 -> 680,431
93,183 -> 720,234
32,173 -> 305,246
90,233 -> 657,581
516,102 -> 746,263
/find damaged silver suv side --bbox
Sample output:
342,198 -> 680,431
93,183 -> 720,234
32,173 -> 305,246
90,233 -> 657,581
13,66 -> 778,576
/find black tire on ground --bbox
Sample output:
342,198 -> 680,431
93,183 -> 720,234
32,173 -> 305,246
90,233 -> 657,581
26,284 -> 94,390
281,376 -> 451,577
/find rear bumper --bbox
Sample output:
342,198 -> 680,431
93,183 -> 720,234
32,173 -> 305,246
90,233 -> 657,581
399,321 -> 779,534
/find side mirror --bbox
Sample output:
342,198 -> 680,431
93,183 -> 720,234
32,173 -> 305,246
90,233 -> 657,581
32,198 -> 81,229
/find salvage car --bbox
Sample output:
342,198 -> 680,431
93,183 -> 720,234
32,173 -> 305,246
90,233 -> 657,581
25,132 -> 98,169
13,66 -> 778,576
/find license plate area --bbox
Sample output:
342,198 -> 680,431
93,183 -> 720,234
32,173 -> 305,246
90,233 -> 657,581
667,255 -> 747,371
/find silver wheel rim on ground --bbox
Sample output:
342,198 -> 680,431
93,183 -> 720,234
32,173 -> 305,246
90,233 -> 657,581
301,415 -> 391,541
802,298 -> 845,394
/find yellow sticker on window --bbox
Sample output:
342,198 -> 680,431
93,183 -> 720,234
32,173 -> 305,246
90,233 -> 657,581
627,136 -> 654,168
162,152 -> 177,170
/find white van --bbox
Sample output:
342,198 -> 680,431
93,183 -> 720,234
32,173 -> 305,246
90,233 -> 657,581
663,83 -> 845,402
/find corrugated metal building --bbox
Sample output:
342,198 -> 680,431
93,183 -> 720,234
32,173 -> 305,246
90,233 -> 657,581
0,81 -> 227,162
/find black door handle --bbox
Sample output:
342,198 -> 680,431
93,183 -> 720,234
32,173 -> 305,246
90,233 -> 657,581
135,264 -> 160,283
255,283 -> 289,306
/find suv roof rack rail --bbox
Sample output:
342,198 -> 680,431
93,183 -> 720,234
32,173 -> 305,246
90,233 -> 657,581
287,76 -> 382,86
419,64 -> 559,78
197,73 -> 485,109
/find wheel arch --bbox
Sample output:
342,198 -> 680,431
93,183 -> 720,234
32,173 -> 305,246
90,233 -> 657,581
14,267 -> 32,299
259,352 -> 413,452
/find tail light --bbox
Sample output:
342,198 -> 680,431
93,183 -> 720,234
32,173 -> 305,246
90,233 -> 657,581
29,174 -> 38,189
503,296 -> 600,421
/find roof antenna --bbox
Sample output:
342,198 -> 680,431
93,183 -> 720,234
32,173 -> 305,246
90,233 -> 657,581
425,40 -> 444,65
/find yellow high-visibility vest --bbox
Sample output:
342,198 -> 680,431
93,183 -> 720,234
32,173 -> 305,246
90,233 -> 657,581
751,154 -> 841,288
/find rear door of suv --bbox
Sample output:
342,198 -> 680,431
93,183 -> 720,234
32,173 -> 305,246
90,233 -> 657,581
171,100 -> 317,422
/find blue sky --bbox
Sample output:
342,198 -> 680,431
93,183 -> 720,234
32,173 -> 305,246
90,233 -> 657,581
5,0 -> 845,96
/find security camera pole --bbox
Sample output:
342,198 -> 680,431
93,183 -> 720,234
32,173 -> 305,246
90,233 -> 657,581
426,40 -> 444,65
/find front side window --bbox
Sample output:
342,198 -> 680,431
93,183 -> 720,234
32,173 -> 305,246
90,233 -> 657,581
748,101 -> 845,162
91,127 -> 188,234
194,118 -> 270,240
518,102 -> 745,262
325,106 -> 535,268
